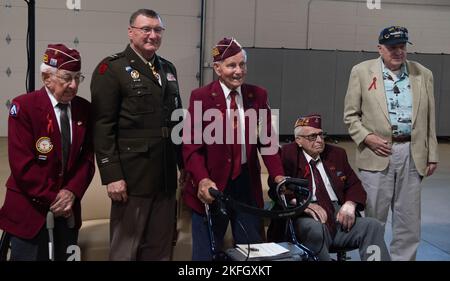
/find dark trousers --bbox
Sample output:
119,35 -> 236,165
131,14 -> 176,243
109,193 -> 176,261
9,217 -> 78,261
191,165 -> 263,261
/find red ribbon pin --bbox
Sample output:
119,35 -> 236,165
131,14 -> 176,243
368,77 -> 377,91
303,164 -> 310,178
47,113 -> 54,134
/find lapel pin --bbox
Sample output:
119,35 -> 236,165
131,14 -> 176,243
77,121 -> 82,126
211,92 -> 217,97
368,77 -> 377,91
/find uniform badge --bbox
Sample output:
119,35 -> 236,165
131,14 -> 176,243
50,58 -> 58,67
130,70 -> 140,80
166,73 -> 177,81
212,47 -> 220,57
9,103 -> 19,117
38,155 -> 47,161
98,63 -> 108,75
36,137 -> 53,154
77,121 -> 83,126
337,171 -> 347,182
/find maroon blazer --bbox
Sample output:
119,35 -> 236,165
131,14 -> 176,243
267,142 -> 366,242
182,81 -> 284,214
272,142 -> 366,208
0,88 -> 95,239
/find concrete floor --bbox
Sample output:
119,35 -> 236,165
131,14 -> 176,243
0,137 -> 449,260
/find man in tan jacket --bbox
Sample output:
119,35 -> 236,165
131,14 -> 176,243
343,26 -> 438,261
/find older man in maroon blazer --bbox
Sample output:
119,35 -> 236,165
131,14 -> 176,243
267,114 -> 390,261
182,37 -> 285,260
0,44 -> 95,261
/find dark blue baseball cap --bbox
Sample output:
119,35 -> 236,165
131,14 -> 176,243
378,26 -> 412,45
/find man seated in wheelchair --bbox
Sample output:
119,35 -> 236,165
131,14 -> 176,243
267,114 -> 390,261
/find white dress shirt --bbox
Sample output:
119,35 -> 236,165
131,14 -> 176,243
219,81 -> 247,164
303,150 -> 338,202
46,88 -> 73,143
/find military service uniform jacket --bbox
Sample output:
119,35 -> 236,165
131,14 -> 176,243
91,45 -> 183,196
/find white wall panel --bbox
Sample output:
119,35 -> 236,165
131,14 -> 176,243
309,0 -> 450,52
254,0 -> 308,48
0,0 -> 201,136
205,0 -> 256,55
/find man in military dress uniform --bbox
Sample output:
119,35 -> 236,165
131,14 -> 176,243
0,44 -> 95,261
90,9 -> 183,260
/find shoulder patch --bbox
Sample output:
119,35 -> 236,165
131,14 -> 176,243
98,63 -> 108,75
108,53 -> 124,61
166,73 -> 177,82
9,102 -> 19,117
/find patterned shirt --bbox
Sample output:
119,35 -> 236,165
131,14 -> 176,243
382,61 -> 412,137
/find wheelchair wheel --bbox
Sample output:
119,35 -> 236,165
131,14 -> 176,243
0,232 -> 11,261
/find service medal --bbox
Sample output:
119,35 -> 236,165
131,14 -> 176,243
36,137 -> 53,154
130,70 -> 140,80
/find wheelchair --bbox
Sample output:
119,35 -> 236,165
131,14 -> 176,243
0,231 -> 10,261
267,179 -> 359,261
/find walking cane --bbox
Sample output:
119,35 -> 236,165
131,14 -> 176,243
46,211 -> 55,261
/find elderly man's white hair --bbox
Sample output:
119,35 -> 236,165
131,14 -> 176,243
294,126 -> 305,138
40,62 -> 58,74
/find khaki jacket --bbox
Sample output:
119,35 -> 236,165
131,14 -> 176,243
344,58 -> 438,176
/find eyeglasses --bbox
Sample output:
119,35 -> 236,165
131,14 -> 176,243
297,132 -> 326,142
130,25 -> 165,35
54,72 -> 85,84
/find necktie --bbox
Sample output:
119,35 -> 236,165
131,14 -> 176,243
57,103 -> 71,170
229,90 -> 241,180
149,62 -> 162,86
309,159 -> 336,236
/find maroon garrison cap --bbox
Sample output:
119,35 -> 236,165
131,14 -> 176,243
212,37 -> 243,62
294,114 -> 322,129
42,43 -> 81,72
